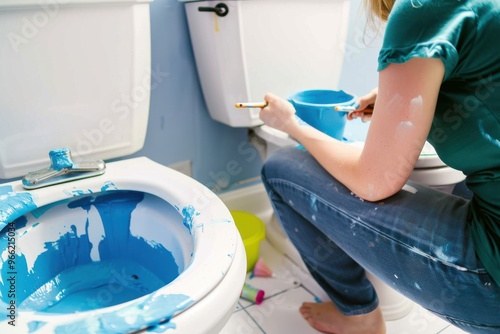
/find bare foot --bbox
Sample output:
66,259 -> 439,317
299,302 -> 386,334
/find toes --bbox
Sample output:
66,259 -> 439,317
299,302 -> 315,316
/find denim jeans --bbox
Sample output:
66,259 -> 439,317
261,147 -> 500,333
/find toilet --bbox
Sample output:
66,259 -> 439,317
0,1 -> 245,333
183,0 -> 466,321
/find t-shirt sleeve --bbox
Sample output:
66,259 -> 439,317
378,0 -> 477,80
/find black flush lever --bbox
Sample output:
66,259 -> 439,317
198,3 -> 229,17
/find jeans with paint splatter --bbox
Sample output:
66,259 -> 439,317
261,147 -> 500,333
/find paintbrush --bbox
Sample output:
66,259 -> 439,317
234,102 -> 268,108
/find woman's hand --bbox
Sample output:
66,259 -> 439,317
260,93 -> 300,135
347,87 -> 377,122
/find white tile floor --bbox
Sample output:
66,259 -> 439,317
218,183 -> 470,334
220,240 -> 469,334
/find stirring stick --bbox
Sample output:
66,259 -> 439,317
235,102 -> 268,108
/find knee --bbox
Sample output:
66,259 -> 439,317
260,147 -> 299,184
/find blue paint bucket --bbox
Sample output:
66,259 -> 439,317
289,90 -> 357,140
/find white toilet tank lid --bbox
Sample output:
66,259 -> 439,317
0,0 -> 152,8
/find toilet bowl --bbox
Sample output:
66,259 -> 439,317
0,157 -> 246,333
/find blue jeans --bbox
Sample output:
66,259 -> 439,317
261,147 -> 500,333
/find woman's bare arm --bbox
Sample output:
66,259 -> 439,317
260,57 -> 445,201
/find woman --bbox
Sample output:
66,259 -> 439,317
259,0 -> 500,333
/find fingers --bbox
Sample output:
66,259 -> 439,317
348,111 -> 368,122
260,93 -> 298,133
348,113 -> 371,123
348,87 -> 377,122
263,92 -> 280,107
347,111 -> 360,120
347,108 -> 373,122
360,113 -> 372,123
357,87 -> 378,110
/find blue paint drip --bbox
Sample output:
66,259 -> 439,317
5,223 -> 95,305
92,192 -> 180,286
182,205 -> 197,234
0,185 -> 37,232
69,189 -> 86,197
101,181 -> 118,192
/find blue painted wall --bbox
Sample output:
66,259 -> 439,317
128,0 -> 263,193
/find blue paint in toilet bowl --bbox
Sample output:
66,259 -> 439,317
0,190 -> 188,331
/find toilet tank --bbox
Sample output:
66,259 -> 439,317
183,0 -> 350,127
0,0 -> 152,179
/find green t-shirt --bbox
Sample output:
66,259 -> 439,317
379,0 -> 500,285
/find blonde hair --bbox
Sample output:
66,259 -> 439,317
364,0 -> 396,22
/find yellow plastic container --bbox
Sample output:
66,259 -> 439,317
231,210 -> 266,272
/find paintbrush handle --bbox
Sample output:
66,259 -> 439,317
235,102 -> 268,108
335,105 -> 374,113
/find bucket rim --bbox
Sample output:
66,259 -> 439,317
288,89 -> 357,108
231,210 -> 266,244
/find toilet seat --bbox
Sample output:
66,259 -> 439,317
0,157 -> 246,333
251,125 -> 298,160
253,125 -> 297,148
